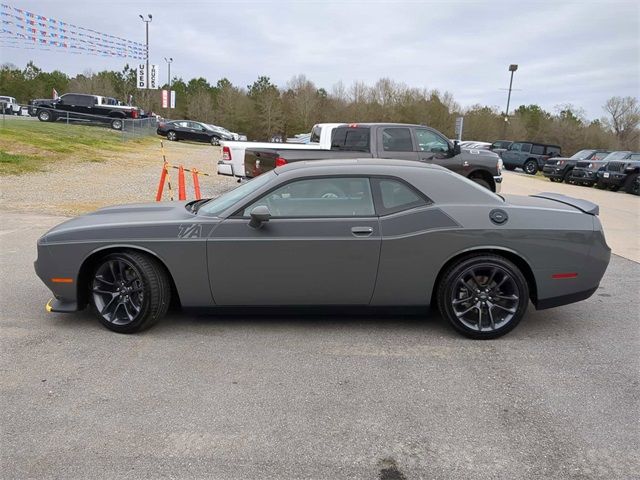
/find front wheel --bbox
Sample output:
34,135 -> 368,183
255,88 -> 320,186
470,177 -> 491,190
37,109 -> 53,122
90,251 -> 170,333
624,173 -> 640,195
504,165 -> 516,171
595,179 -> 607,189
437,254 -> 529,339
523,160 -> 538,175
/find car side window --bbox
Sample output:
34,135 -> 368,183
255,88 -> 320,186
509,143 -> 522,151
521,143 -> 532,153
546,146 -> 561,156
531,144 -> 544,155
415,129 -> 449,153
373,178 -> 428,215
382,128 -> 413,152
242,177 -> 375,218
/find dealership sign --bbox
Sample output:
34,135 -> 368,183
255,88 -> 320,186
150,64 -> 159,89
162,89 -> 176,109
137,64 -> 147,89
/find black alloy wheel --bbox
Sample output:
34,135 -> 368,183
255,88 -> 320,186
438,255 -> 529,339
90,251 -> 170,333
625,173 -> 640,196
523,160 -> 538,175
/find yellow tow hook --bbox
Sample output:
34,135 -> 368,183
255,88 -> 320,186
45,299 -> 53,313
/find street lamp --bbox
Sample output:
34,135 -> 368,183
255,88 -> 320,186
139,14 -> 152,88
164,57 -> 173,88
504,64 -> 518,122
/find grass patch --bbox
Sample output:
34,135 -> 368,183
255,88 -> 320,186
0,119 -> 156,174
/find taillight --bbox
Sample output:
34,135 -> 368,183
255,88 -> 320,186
222,146 -> 232,161
275,157 -> 287,167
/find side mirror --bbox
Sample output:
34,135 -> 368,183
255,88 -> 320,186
452,141 -> 461,155
249,205 -> 271,229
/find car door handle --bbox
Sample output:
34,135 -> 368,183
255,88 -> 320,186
351,226 -> 373,236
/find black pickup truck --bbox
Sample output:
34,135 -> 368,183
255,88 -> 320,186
34,93 -> 143,130
244,123 -> 503,192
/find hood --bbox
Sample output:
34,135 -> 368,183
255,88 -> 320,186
461,147 -> 499,157
42,202 -> 202,243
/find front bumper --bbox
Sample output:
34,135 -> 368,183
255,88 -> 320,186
597,171 -> 626,187
569,168 -> 597,184
542,165 -> 566,179
493,175 -> 502,193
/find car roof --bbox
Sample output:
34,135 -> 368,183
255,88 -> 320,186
275,158 -> 449,174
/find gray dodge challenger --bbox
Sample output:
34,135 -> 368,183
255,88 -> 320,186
35,159 -> 610,339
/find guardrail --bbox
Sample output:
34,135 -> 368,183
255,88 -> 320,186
0,101 -> 159,140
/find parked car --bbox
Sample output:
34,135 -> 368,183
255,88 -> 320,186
34,93 -> 142,130
0,96 -> 22,115
35,159 -> 610,339
157,120 -> 233,145
542,149 -> 610,183
459,141 -> 492,150
568,151 -> 628,187
489,140 -> 513,156
595,152 -> 640,194
218,123 -> 344,177
244,123 -> 503,192
500,141 -> 562,174
208,124 -> 244,141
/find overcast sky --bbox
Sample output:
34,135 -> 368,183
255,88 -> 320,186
2,0 -> 638,119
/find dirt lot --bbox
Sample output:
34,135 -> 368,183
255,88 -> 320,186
0,139 -> 235,216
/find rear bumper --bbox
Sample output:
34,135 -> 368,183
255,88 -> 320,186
217,160 -> 234,176
535,286 -> 598,310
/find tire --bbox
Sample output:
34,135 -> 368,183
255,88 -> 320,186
595,179 -> 607,189
470,177 -> 491,190
166,130 -> 178,141
504,165 -> 516,171
110,118 -> 123,130
437,254 -> 529,339
37,109 -> 53,122
90,251 -> 170,333
523,160 -> 538,175
562,169 -> 573,183
624,173 -> 640,196
210,135 -> 221,146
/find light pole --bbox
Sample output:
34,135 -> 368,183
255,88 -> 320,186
504,64 -> 518,121
139,14 -> 152,87
164,57 -> 173,88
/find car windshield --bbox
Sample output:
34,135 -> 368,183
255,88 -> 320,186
570,149 -> 595,160
602,151 -> 631,161
199,172 -> 276,216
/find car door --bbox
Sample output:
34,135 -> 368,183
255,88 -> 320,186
501,142 -> 521,165
207,176 -> 381,305
174,121 -> 191,140
377,127 -> 419,160
188,122 -> 209,142
413,128 -> 461,170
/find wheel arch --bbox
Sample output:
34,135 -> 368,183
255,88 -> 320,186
108,111 -> 126,118
76,245 -> 181,310
430,247 -> 538,307
466,169 -> 496,191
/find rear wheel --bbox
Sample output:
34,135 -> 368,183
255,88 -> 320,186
437,254 -> 529,339
110,118 -> 123,130
523,160 -> 538,175
210,135 -> 221,146
624,173 -> 640,195
167,130 -> 178,141
90,251 -> 170,333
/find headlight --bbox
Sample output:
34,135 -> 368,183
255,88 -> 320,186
588,163 -> 593,169
557,160 -> 565,165
497,158 -> 503,174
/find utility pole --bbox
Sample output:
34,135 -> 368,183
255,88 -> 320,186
164,57 -> 173,88
503,63 -> 518,137
139,14 -> 152,88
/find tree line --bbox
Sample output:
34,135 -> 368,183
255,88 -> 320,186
1,61 -> 638,153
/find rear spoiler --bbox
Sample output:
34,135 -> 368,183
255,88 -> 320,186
531,192 -> 599,215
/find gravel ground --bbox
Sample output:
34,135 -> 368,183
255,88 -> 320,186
0,140 -> 236,216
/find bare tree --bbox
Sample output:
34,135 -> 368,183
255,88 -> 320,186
603,96 -> 640,149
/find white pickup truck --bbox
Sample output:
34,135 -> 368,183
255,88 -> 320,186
217,123 -> 343,177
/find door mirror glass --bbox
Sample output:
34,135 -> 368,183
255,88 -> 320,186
249,205 -> 271,229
